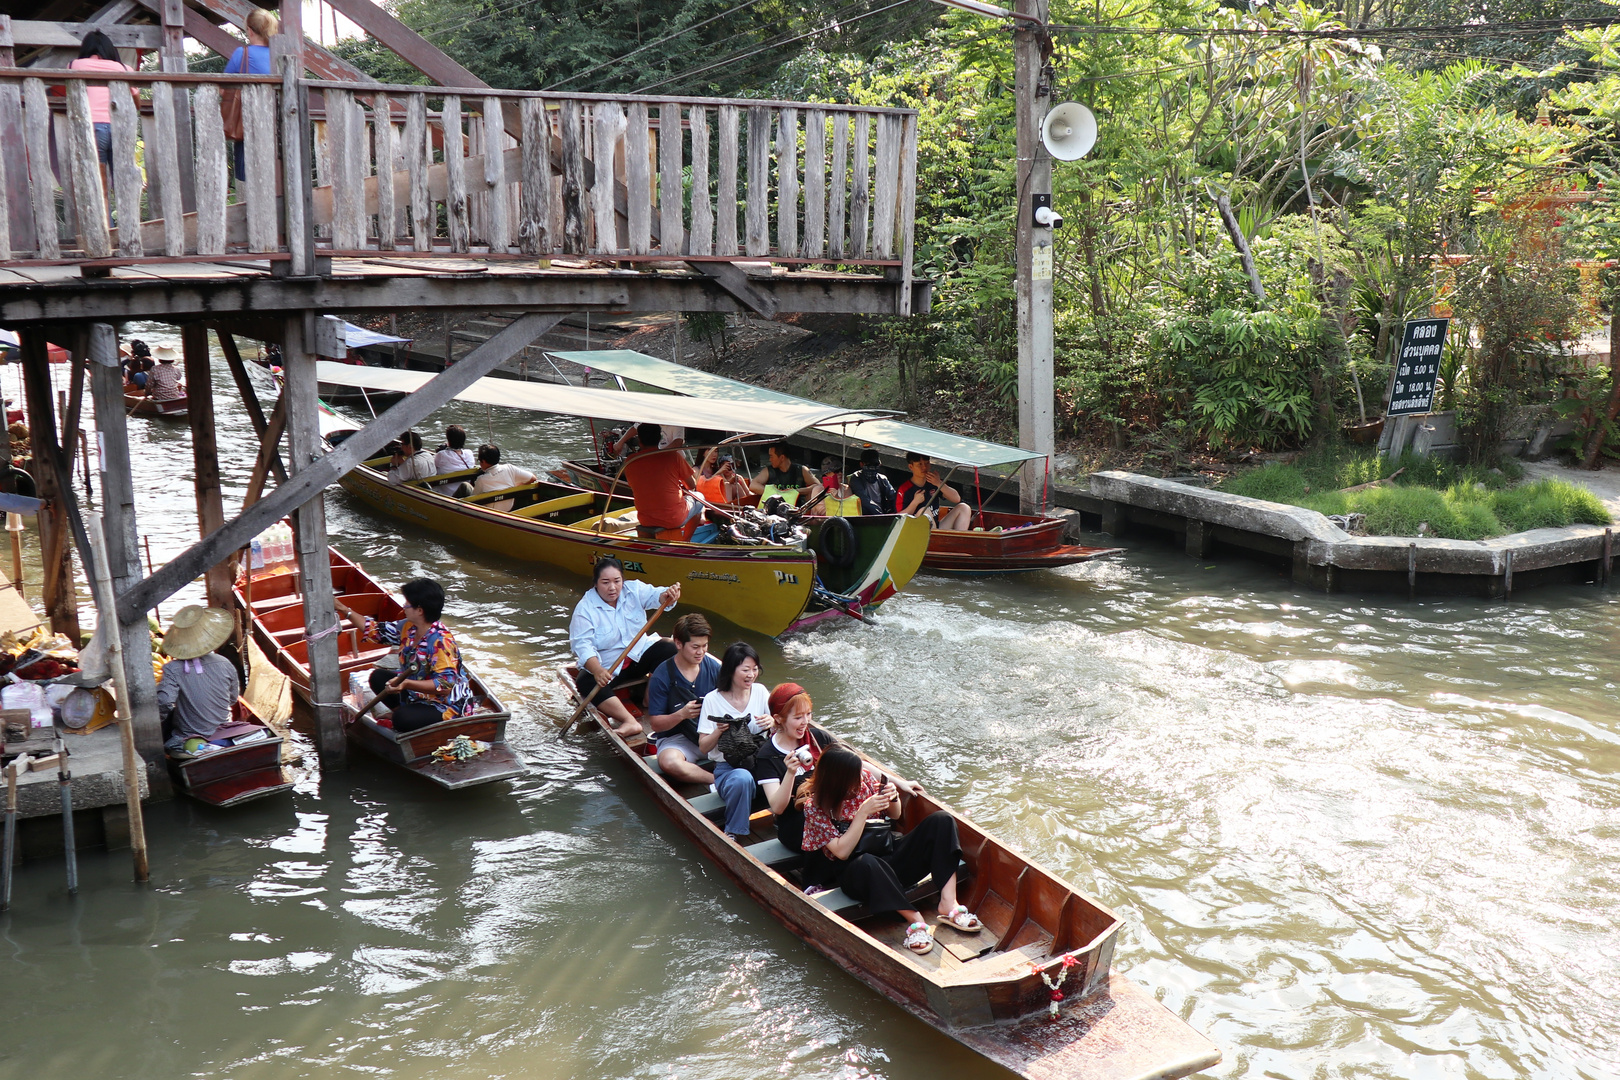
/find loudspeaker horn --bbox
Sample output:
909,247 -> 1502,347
1041,102 -> 1096,161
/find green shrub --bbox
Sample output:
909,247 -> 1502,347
1357,486 -> 1451,537
1222,463 -> 1309,502
1494,480 -> 1612,532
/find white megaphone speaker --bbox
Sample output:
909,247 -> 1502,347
1041,102 -> 1097,161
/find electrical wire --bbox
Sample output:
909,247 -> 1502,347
545,0 -> 777,89
1044,17 -> 1620,39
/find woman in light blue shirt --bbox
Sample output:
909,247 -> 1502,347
569,557 -> 681,736
224,8 -> 277,180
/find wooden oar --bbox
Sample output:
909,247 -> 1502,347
557,599 -> 672,735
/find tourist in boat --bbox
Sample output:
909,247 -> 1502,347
156,606 -> 241,755
799,746 -> 981,954
694,642 -> 767,842
644,613 -> 722,784
471,444 -> 538,511
898,453 -> 972,530
569,557 -> 682,737
621,422 -> 701,538
386,431 -> 437,484
696,450 -> 750,506
146,344 -> 185,401
750,442 -> 819,507
432,424 -> 476,494
336,577 -> 478,734
808,459 -> 862,517
752,682 -> 833,852
847,448 -> 896,516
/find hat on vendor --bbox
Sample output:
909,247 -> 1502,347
152,343 -> 181,363
162,605 -> 234,659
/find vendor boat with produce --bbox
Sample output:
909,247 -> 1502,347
313,366 -> 929,638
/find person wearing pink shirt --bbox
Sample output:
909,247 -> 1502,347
68,31 -> 130,206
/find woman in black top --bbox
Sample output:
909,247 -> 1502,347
752,682 -> 832,852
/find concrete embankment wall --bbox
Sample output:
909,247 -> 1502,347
1076,470 -> 1616,597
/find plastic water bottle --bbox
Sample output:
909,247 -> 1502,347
250,537 -> 264,570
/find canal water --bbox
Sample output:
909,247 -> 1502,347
2,349 -> 1616,1080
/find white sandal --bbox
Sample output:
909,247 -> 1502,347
904,921 -> 934,954
937,905 -> 982,933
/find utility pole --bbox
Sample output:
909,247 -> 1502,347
1014,0 -> 1054,513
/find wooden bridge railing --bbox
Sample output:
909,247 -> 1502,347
0,68 -> 919,286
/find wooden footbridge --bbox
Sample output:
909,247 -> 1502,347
0,0 -> 924,792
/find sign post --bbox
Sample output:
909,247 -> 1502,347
1378,317 -> 1449,455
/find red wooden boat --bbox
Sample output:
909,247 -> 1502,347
923,509 -> 1123,575
124,391 -> 189,419
236,547 -> 525,790
166,698 -> 293,807
561,671 -> 1220,1079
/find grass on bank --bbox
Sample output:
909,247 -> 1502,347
1217,445 -> 1612,540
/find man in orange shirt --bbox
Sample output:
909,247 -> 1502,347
622,423 -> 701,538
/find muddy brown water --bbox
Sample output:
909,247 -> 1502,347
1,351 -> 1616,1079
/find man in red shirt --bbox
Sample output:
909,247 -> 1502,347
622,423 -> 700,538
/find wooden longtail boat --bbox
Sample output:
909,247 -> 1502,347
545,349 -> 1123,577
318,406 -> 928,637
564,674 -> 1221,1079
235,546 -> 525,790
124,392 -> 189,418
166,699 -> 293,807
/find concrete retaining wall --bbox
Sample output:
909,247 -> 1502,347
1085,470 -> 1616,597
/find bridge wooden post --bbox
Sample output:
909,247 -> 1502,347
19,330 -> 80,640
183,323 -> 234,610
283,312 -> 347,769
86,322 -> 169,793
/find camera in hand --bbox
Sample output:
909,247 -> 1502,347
791,746 -> 814,771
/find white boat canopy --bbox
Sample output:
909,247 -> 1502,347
550,349 -> 1045,469
313,362 -> 876,437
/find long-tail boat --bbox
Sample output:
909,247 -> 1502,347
313,371 -> 929,637
166,698 -> 293,807
124,391 -> 189,419
561,672 -> 1221,1079
235,544 -> 525,790
549,349 -> 1122,575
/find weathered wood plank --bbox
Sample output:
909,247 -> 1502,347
744,105 -> 769,258
624,102 -> 650,256
192,82 -> 227,256
244,83 -> 280,252
828,111 -> 848,261
591,102 -> 624,255
0,110 -> 10,258
659,102 -> 683,255
149,80 -> 185,256
22,79 -> 59,258
108,81 -> 142,257
850,112 -> 870,260
803,108 -> 825,260
329,88 -> 366,251
280,58 -> 310,275
404,93 -> 430,251
560,99 -> 586,254
372,94 -> 396,250
442,95 -> 469,253
518,96 -> 552,256
776,107 -> 797,259
0,77 -> 33,255
688,106 -> 711,257
716,104 -> 738,257
481,97 -> 508,252
898,111 -> 917,314
312,119 -> 331,239
66,79 -> 111,257
53,111 -> 79,244
872,112 -> 899,260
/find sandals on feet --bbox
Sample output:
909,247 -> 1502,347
937,905 -> 983,933
905,921 -> 934,954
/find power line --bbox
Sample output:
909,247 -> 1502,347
545,0 -> 776,89
1045,17 -> 1620,39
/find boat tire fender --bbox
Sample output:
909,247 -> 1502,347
816,516 -> 857,569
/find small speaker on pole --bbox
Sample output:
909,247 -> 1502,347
1041,103 -> 1096,161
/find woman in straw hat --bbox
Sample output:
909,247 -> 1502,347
145,343 -> 186,402
157,605 -> 241,755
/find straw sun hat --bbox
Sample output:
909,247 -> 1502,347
163,605 -> 234,659
152,343 -> 181,362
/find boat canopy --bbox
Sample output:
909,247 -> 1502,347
339,320 -> 412,349
550,349 -> 1044,469
313,362 -> 874,436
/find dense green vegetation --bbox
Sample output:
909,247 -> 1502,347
341,0 -> 1620,464
1219,446 -> 1611,537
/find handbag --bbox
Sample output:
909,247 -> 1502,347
714,715 -> 763,768
221,86 -> 245,142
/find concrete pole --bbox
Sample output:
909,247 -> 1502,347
1014,0 -> 1054,514
282,314 -> 346,770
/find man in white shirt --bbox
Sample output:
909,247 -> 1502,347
433,424 -> 477,494
387,431 -> 437,484
471,444 -> 539,512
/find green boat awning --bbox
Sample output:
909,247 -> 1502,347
552,350 -> 1044,469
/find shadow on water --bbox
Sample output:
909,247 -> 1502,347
1,346 -> 1617,1078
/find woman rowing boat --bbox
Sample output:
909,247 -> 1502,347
568,557 -> 682,737
336,577 -> 476,733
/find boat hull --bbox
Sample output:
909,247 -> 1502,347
344,709 -> 526,790
125,393 -> 189,418
167,702 -> 293,807
923,511 -> 1122,575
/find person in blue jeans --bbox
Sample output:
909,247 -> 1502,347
224,7 -> 278,180
694,641 -> 766,842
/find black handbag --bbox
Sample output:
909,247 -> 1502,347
714,715 -> 763,767
853,820 -> 895,856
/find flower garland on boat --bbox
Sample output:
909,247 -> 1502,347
432,734 -> 487,763
1033,952 -> 1082,1017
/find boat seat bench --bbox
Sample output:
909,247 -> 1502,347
642,754 -> 729,820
